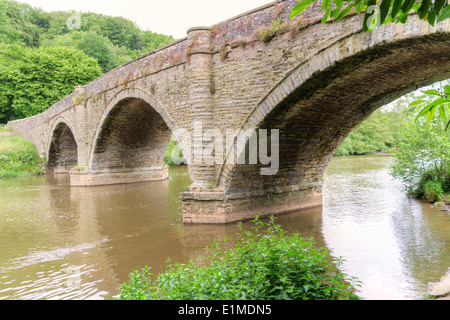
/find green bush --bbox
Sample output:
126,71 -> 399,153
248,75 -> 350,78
423,180 -> 444,203
164,139 -> 185,165
0,135 -> 45,178
118,217 -> 361,300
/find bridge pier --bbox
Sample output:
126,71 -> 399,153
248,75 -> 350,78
181,187 -> 322,224
69,165 -> 169,187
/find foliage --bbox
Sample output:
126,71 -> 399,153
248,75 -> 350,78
390,102 -> 450,199
0,125 -> 12,132
0,0 -> 175,122
0,135 -> 45,178
411,80 -> 450,130
164,139 -> 185,165
0,0 -> 175,72
118,217 -> 361,300
0,43 -> 102,122
290,0 -> 449,31
423,180 -> 444,202
0,0 -> 43,46
335,108 -> 406,156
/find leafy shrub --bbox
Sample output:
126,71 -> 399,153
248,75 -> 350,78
164,140 -> 185,165
0,135 -> 45,178
423,180 -> 444,203
118,217 -> 361,300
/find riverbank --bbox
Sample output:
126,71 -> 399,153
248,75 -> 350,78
0,133 -> 46,178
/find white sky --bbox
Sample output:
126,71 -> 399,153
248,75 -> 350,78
19,0 -> 272,39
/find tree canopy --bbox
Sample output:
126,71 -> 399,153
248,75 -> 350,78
0,0 -> 176,123
0,44 -> 102,121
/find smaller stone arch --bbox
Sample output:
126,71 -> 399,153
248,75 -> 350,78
47,117 -> 78,173
88,87 -> 183,169
73,87 -> 191,186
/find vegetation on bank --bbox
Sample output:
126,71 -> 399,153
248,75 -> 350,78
390,83 -> 450,203
0,124 -> 12,132
118,217 -> 361,300
0,134 -> 45,178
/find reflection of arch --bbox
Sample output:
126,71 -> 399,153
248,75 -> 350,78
47,117 -> 78,173
89,88 -> 177,171
217,16 -> 450,196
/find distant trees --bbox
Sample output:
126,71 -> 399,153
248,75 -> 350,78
334,107 -> 407,156
390,83 -> 450,202
0,0 -> 175,123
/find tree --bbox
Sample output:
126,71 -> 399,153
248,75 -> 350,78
0,44 -> 102,122
0,0 -> 44,46
390,100 -> 450,201
410,81 -> 450,130
290,0 -> 449,31
334,108 -> 407,156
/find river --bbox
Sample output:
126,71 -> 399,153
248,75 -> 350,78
0,153 -> 449,300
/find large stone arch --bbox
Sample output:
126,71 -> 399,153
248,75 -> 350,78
183,15 -> 450,223
47,117 -> 78,173
218,16 -> 450,193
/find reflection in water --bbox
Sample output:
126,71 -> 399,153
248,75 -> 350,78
0,156 -> 449,300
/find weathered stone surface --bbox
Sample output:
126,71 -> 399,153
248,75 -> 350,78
428,268 -> 450,297
6,0 -> 450,223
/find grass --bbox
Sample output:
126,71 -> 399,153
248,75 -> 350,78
0,125 -> 13,132
0,135 -> 46,178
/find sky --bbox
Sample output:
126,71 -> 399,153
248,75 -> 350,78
19,0 -> 272,39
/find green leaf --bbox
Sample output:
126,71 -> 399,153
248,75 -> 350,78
391,0 -> 403,19
397,11 -> 409,23
433,0 -> 446,16
289,0 -> 316,19
322,3 -> 333,24
409,99 -> 427,106
438,105 -> 447,119
416,104 -> 434,120
437,4 -> 450,22
379,0 -> 392,24
422,89 -> 441,96
444,84 -> 450,96
417,0 -> 431,20
427,11 -> 437,26
427,106 -> 436,122
445,118 -> 450,131
335,4 -> 355,21
402,0 -> 416,14
331,0 -> 344,18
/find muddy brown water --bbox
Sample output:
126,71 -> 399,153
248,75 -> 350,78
0,154 -> 449,300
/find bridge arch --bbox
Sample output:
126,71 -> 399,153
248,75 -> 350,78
203,16 -> 450,223
47,117 -> 78,173
81,87 -> 188,185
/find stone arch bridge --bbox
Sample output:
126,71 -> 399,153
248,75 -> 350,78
8,0 -> 450,223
